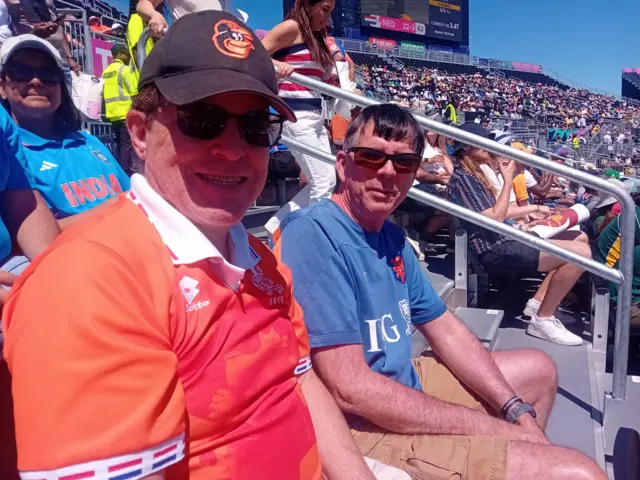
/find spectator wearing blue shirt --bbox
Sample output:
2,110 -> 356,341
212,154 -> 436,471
0,35 -> 130,230
276,104 -> 605,480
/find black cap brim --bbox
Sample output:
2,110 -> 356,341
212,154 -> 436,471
155,68 -> 296,123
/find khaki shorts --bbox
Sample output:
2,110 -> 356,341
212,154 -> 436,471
351,355 -> 508,480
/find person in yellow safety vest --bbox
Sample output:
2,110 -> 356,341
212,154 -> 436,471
126,11 -> 155,81
444,99 -> 458,125
102,43 -> 137,173
572,134 -> 580,150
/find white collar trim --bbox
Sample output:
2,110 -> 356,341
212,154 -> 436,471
127,174 -> 260,290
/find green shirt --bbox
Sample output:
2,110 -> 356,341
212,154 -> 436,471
595,206 -> 640,305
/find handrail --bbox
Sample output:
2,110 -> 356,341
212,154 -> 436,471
137,27 -> 155,71
135,27 -> 634,400
281,134 -> 621,284
282,71 -> 636,401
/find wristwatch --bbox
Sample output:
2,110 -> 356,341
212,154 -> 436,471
504,401 -> 537,424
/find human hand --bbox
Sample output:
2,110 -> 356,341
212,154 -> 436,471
149,12 -> 168,37
274,61 -> 294,78
429,153 -> 445,164
517,414 -> 549,444
537,205 -> 551,217
0,271 -> 18,305
67,56 -> 81,75
32,21 -> 59,38
498,159 -> 516,182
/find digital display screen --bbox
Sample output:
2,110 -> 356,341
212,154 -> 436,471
361,0 -> 464,43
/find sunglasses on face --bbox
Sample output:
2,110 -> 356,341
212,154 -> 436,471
4,63 -> 61,85
348,147 -> 422,174
176,102 -> 286,148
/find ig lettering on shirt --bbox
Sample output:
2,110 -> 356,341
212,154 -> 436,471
365,313 -> 402,352
60,174 -> 124,208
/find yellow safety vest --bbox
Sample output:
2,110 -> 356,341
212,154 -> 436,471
126,13 -> 155,81
445,103 -> 458,124
102,59 -> 137,122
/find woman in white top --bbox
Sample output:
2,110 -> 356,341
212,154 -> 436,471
262,0 -> 336,204
137,0 -> 246,36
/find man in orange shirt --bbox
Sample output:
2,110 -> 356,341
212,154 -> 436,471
2,11 -> 373,480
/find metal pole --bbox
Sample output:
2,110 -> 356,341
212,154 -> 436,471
82,10 -> 93,74
282,72 -> 636,399
136,28 -> 154,71
281,134 -> 623,285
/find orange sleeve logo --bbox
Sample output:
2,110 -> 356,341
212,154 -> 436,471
212,20 -> 255,60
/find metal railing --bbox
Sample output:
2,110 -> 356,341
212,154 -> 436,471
136,28 -> 635,401
279,71 -> 635,401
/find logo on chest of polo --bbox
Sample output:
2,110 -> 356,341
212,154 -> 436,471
60,174 -> 123,208
365,313 -> 402,353
251,266 -> 284,297
180,276 -> 210,311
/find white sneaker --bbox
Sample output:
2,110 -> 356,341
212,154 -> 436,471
523,300 -> 576,326
522,299 -> 540,318
526,314 -> 583,346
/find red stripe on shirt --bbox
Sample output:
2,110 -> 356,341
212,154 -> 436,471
154,443 -> 178,458
293,68 -> 325,77
279,83 -> 314,92
108,458 -> 143,471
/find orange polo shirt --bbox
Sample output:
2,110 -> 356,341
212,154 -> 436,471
2,175 -> 320,480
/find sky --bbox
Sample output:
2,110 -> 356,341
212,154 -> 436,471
231,0 -> 640,96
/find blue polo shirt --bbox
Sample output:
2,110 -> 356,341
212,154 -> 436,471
18,128 -> 130,218
278,199 -> 447,391
0,107 -> 33,262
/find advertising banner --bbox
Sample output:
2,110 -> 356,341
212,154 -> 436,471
512,62 -> 542,73
91,37 -> 114,77
400,41 -> 425,56
369,36 -> 397,51
364,14 -> 426,36
427,0 -> 463,42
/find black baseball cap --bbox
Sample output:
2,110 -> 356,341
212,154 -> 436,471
452,122 -> 492,155
139,10 -> 295,122
111,43 -> 129,56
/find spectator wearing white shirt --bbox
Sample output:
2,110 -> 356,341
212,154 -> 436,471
0,0 -> 11,45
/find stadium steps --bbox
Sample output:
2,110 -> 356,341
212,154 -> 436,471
412,260 -> 504,357
493,322 -> 600,464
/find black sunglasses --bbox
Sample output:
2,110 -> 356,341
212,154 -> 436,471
4,63 -> 61,85
349,147 -> 422,174
176,102 -> 286,148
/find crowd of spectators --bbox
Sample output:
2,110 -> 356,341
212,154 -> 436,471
361,64 -> 640,131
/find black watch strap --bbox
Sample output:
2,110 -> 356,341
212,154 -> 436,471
504,401 -> 537,424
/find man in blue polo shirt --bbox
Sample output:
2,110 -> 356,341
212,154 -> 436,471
276,104 -> 606,480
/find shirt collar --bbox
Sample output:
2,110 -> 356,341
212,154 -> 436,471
127,174 -> 260,290
19,128 -> 86,148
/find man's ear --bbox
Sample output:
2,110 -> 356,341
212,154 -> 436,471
335,150 -> 347,185
0,80 -> 8,100
126,109 -> 148,162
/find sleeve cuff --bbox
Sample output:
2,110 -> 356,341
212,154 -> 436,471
19,433 -> 185,480
411,303 -> 448,326
309,331 -> 363,349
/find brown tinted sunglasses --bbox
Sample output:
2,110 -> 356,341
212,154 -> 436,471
349,147 -> 421,174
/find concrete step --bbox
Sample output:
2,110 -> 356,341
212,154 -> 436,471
411,307 -> 504,358
453,307 -> 503,351
418,262 -> 454,300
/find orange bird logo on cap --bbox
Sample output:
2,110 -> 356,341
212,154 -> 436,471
212,19 -> 255,60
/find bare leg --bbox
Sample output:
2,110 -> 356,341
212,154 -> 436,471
507,441 -> 606,480
532,271 -> 554,303
536,239 -> 591,318
491,349 -> 557,428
